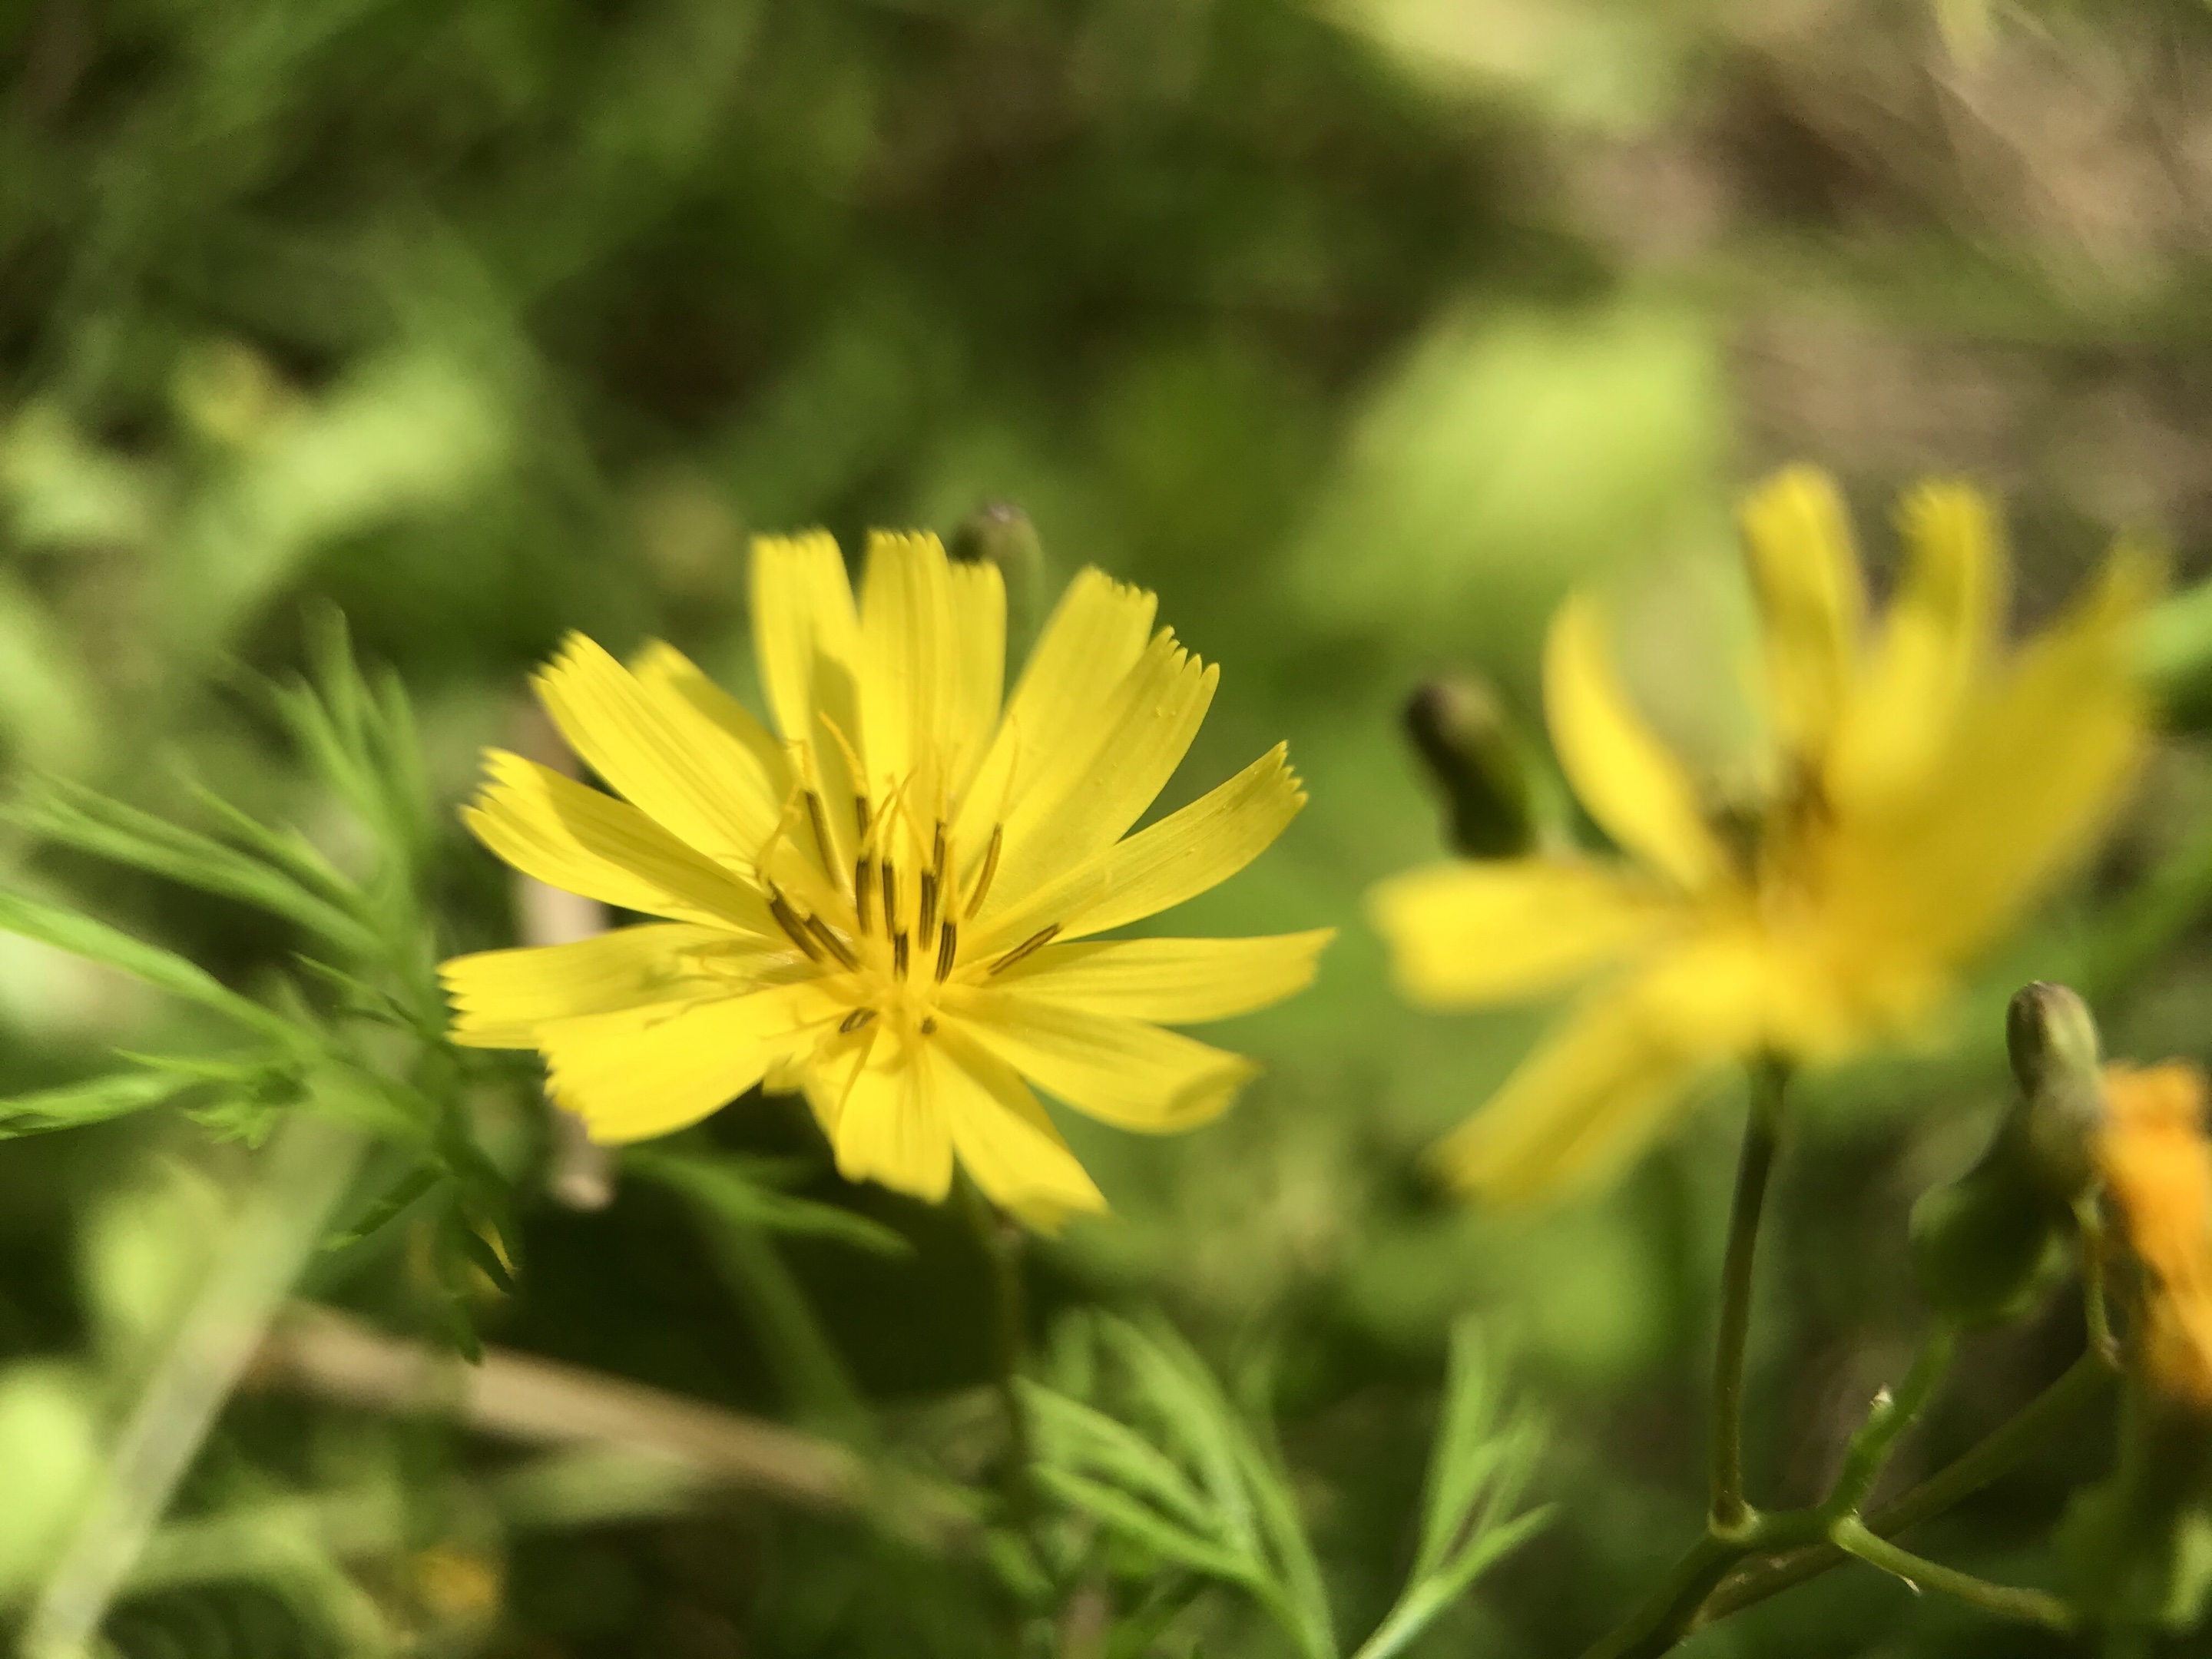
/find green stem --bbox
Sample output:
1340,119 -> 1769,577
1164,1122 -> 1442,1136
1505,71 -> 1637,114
958,1172 -> 1037,1536
2075,1197 -> 2120,1367
1827,1517 -> 2075,1631
1863,1346 -> 2115,1540
706,1220 -> 869,1442
1694,1348 -> 2116,1630
1825,1323 -> 1959,1517
1574,1062 -> 1796,1659
1711,1060 -> 1788,1532
1576,1532 -> 1746,1659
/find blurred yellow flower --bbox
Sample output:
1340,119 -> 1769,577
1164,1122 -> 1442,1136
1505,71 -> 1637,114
2098,1061 -> 2212,1407
442,532 -> 1324,1222
1372,467 -> 2153,1204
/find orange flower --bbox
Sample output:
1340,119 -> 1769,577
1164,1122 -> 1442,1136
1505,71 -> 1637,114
2100,1062 -> 2212,1407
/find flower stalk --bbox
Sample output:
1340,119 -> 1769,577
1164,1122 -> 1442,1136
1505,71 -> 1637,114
1710,1059 -> 1787,1533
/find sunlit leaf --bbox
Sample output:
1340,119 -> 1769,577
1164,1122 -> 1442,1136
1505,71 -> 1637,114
0,1071 -> 197,1138
0,886 -> 304,1048
628,1147 -> 911,1257
9,778 -> 376,955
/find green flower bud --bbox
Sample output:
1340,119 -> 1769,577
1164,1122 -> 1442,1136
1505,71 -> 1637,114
949,502 -> 1045,662
1909,982 -> 2108,1324
2008,979 -> 2104,1198
1402,674 -> 1539,859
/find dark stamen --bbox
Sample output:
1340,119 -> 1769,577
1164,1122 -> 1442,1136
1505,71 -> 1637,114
854,794 -> 872,842
919,871 -> 939,953
988,922 -> 1061,976
881,862 -> 899,935
839,1008 -> 876,1034
919,1016 -> 937,1036
803,790 -> 835,873
802,912 -> 859,971
921,820 -> 949,948
965,825 -> 1004,919
855,856 -> 875,934
935,919 -> 959,982
893,929 -> 911,980
768,890 -> 823,962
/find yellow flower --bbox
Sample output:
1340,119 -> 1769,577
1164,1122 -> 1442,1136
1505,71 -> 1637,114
441,531 -> 1326,1223
2099,1062 -> 2212,1407
1371,467 -> 2153,1204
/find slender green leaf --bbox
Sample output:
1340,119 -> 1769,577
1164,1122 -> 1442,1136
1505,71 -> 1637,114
1416,1318 -> 1508,1580
1434,1500 -> 1555,1604
1096,1316 -> 1258,1558
112,1048 -> 294,1085
1031,1466 -> 1261,1588
629,1148 -> 910,1257
370,666 -> 433,854
450,1214 -> 518,1294
321,1164 -> 444,1253
8,780 -> 376,957
1022,1382 -> 1217,1535
304,604 -> 369,758
0,886 -> 303,1047
187,784 -> 357,907
290,955 -> 423,1034
273,679 -> 375,822
1230,1400 -> 1334,1654
1345,1322 -> 1555,1659
0,1071 -> 197,1137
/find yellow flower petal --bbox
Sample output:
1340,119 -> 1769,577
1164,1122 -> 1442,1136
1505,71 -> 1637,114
448,539 -> 1317,1206
1826,481 -> 2005,813
969,743 -> 1306,954
462,750 -> 776,937
1368,859 -> 1678,1006
1825,547 -> 2153,966
631,641 -> 791,792
992,631 -> 1217,904
542,979 -> 838,1144
1431,988 -> 1708,1204
1740,465 -> 1865,761
634,639 -> 856,902
933,1025 -> 1107,1224
952,568 -> 1156,857
995,930 -> 1334,1023
947,989 -> 1258,1132
858,531 -> 959,805
533,633 -> 784,865
830,1031 -> 954,1201
441,923 -> 740,1048
1432,933 -> 1772,1204
2099,1061 -> 2212,1405
946,558 -> 1005,798
750,531 -> 862,749
1544,594 -> 1725,892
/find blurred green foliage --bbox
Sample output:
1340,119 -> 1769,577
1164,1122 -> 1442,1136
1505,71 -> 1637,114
4,0 -> 2212,1654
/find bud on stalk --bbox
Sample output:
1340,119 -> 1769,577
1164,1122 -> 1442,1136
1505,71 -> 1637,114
1910,982 -> 2106,1325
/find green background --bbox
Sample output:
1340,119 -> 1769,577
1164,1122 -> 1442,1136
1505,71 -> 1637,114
2,0 -> 2210,1653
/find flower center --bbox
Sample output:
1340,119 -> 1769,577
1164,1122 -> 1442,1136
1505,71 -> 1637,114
757,780 -> 1059,1036
1702,757 -> 1836,924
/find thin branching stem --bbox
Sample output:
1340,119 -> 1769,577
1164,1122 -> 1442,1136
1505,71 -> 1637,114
1824,1323 -> 1959,1517
1577,1532 -> 1745,1659
1693,1347 -> 2117,1631
1827,1517 -> 2075,1631
1711,1058 -> 1788,1533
